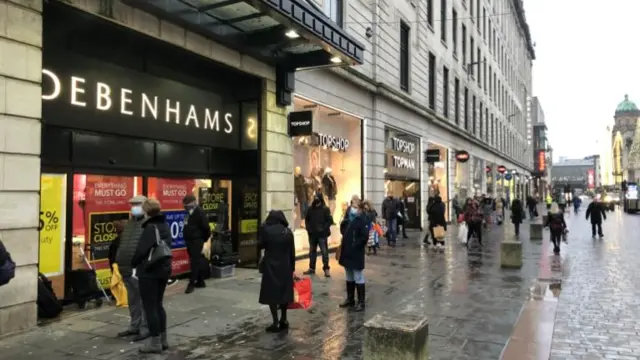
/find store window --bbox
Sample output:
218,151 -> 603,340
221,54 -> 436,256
427,144 -> 450,220
472,157 -> 484,196
384,127 -> 421,229
452,150 -> 471,201
485,163 -> 495,195
39,173 -> 69,297
292,97 -> 363,255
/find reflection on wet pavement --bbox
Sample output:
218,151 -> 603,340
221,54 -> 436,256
1,214 -> 548,360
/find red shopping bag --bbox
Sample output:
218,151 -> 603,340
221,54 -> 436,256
288,277 -> 313,310
457,214 -> 465,223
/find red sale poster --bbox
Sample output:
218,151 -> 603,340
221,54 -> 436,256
148,178 -> 196,211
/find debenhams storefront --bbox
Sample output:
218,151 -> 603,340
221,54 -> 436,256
0,0 -> 364,335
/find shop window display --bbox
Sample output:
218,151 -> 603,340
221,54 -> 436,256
292,97 -> 362,255
427,144 -> 450,220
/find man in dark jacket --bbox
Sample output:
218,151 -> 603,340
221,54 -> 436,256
381,195 -> 399,246
183,195 -> 212,294
115,195 -> 149,341
303,193 -> 333,277
397,194 -> 409,239
586,198 -> 607,238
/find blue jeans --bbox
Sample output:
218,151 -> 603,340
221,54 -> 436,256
344,268 -> 365,284
387,218 -> 398,243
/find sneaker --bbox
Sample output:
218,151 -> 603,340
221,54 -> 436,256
303,269 -> 315,275
323,269 -> 331,278
167,279 -> 178,287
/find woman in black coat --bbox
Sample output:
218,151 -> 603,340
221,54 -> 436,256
427,195 -> 447,248
510,199 -> 525,237
258,210 -> 295,332
131,199 -> 172,354
338,196 -> 370,312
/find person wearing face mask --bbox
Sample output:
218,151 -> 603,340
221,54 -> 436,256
338,195 -> 370,312
182,194 -> 212,294
114,195 -> 149,342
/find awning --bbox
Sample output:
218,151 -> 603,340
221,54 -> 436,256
122,0 -> 365,69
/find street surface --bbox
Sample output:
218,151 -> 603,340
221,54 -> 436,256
1,203 -> 639,359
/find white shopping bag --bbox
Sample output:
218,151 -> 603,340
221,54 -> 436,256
458,223 -> 468,244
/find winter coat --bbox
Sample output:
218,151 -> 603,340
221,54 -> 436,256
339,211 -> 369,271
131,214 -> 172,279
258,211 -> 295,305
115,217 -> 145,277
510,199 -> 524,224
304,199 -> 333,238
397,200 -> 406,224
464,203 -> 483,224
294,174 -> 308,203
428,201 -> 447,229
544,212 -> 567,234
482,198 -> 494,217
526,196 -> 537,211
321,174 -> 338,199
183,205 -> 211,256
381,197 -> 399,221
586,202 -> 607,224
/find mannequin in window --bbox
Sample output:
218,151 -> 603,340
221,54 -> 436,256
322,167 -> 337,215
294,167 -> 309,227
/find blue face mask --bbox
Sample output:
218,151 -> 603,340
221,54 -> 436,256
131,205 -> 143,217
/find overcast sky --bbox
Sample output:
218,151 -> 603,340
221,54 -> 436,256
524,0 -> 640,160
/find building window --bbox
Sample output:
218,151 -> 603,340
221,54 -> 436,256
476,0 -> 480,31
440,0 -> 447,43
454,77 -> 460,125
400,21 -> 410,91
488,19 -> 492,50
428,52 -> 436,110
427,0 -> 434,28
490,114 -> 494,146
470,0 -> 474,17
469,36 -> 475,75
464,87 -> 469,130
443,66 -> 450,118
483,58 -> 487,93
476,48 -> 481,85
488,66 -> 492,100
452,9 -> 458,56
485,108 -> 489,142
482,7 -> 487,41
461,23 -> 466,63
472,95 -> 477,134
479,101 -> 483,139
323,0 -> 344,27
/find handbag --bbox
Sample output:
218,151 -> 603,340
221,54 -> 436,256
288,277 -> 313,310
433,225 -> 446,240
146,225 -> 173,269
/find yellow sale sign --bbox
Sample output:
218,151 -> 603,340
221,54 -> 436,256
39,174 -> 67,276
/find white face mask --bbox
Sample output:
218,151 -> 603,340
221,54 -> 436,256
131,205 -> 143,217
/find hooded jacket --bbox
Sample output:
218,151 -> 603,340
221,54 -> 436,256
131,214 -> 172,279
305,197 -> 333,238
258,210 -> 295,305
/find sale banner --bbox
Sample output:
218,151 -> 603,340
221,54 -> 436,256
171,248 -> 191,276
39,174 -> 67,276
149,178 -> 196,211
88,211 -> 129,279
84,175 -> 134,213
164,210 -> 187,249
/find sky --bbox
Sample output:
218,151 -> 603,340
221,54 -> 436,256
524,0 -> 640,160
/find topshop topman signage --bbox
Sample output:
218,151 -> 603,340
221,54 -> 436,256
384,127 -> 420,180
41,51 -> 241,149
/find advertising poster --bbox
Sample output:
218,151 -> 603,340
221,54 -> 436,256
88,212 -> 130,287
238,182 -> 259,263
38,174 -> 67,276
149,178 -> 196,210
198,187 -> 229,232
587,169 -> 595,189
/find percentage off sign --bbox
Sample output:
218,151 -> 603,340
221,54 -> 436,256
39,210 -> 60,231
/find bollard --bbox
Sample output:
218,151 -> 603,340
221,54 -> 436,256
364,313 -> 429,360
530,223 -> 543,240
501,241 -> 523,268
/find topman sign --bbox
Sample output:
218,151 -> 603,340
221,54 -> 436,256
42,51 -> 241,149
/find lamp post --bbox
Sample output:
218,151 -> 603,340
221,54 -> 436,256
465,60 -> 487,80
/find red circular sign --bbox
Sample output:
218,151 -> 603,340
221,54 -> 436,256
485,166 -> 492,173
497,165 -> 507,173
455,150 -> 470,163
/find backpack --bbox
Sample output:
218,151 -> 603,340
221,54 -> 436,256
549,215 -> 564,231
0,240 -> 16,286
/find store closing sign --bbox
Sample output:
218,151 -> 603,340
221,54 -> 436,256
39,174 -> 67,276
198,187 -> 229,232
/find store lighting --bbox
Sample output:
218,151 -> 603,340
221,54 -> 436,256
330,56 -> 342,64
285,30 -> 300,39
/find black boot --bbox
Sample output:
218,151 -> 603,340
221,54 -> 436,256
354,284 -> 365,312
339,281 -> 356,308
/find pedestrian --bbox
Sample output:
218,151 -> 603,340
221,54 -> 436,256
464,199 -> 484,246
495,198 -> 504,225
423,196 -> 435,244
545,194 -> 552,210
182,194 -> 212,294
363,200 -> 380,254
526,195 -> 538,220
258,210 -> 295,333
427,195 -> 447,249
338,195 -> 369,312
573,195 -> 582,213
303,192 -> 333,278
0,236 -> 16,287
557,195 -> 566,213
586,197 -> 607,238
544,202 -> 567,254
381,194 -> 399,246
396,193 -> 409,239
452,194 -> 462,220
510,198 -> 524,236
108,220 -> 125,272
482,195 -> 494,228
115,195 -> 149,342
132,199 -> 172,354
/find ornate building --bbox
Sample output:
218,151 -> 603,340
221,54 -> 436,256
611,95 -> 640,183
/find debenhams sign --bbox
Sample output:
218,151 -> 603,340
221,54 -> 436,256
41,52 -> 240,149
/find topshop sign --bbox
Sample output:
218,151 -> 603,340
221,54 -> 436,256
41,51 -> 240,149
384,127 -> 420,180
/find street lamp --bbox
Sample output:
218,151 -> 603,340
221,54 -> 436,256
465,60 -> 487,80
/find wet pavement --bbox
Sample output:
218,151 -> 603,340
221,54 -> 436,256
1,212 -> 548,360
550,206 -> 640,360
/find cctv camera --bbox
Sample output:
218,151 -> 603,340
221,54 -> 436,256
365,27 -> 373,38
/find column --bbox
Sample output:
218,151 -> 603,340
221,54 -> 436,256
261,80 -> 294,223
0,0 -> 43,335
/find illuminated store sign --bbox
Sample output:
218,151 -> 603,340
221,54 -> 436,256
317,133 -> 350,152
384,127 -> 420,179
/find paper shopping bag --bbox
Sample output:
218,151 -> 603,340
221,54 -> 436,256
288,277 -> 313,310
433,226 -> 446,240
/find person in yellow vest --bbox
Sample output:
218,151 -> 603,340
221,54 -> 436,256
545,194 -> 553,210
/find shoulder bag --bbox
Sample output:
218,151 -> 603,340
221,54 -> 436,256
146,225 -> 173,269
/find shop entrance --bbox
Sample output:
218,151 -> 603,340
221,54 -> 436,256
385,179 -> 421,229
